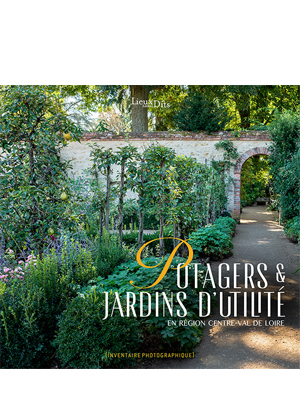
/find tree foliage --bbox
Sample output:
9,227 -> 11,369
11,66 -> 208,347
0,85 -> 82,254
198,85 -> 300,130
241,155 -> 270,208
6,85 -> 298,134
269,109 -> 300,221
173,91 -> 230,132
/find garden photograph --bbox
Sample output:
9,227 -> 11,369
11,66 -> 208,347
0,84 -> 299,371
1,2 -> 299,399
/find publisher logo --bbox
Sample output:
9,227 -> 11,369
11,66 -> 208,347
132,97 -> 170,108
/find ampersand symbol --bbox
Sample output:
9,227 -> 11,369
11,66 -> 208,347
276,263 -> 285,283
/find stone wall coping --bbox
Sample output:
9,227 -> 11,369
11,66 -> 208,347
80,131 -> 271,142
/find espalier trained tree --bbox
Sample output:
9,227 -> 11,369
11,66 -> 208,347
141,144 -> 180,256
172,156 -> 227,242
90,146 -> 118,232
170,155 -> 198,246
126,151 -> 147,249
89,142 -> 228,257
115,145 -> 139,245
0,85 -> 82,255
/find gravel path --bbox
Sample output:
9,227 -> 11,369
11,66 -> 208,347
137,205 -> 300,369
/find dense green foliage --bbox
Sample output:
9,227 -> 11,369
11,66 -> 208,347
0,281 -> 50,368
173,91 -> 230,132
65,85 -> 300,132
241,155 -> 270,207
0,86 -> 235,368
284,216 -> 300,243
92,230 -> 132,278
5,85 -> 300,369
198,85 -> 300,130
87,141 -> 228,253
269,110 -> 300,221
0,86 -> 82,254
55,291 -> 142,368
110,199 -> 158,230
0,236 -> 130,368
214,216 -> 237,237
0,252 -> 77,368
188,217 -> 236,260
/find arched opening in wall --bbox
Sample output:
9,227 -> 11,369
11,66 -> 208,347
233,147 -> 271,222
240,154 -> 271,211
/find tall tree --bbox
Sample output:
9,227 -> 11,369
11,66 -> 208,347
198,85 -> 300,130
96,85 -> 166,132
130,85 -> 151,132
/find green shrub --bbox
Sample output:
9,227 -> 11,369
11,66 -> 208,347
214,216 -> 237,237
275,147 -> 300,221
0,263 -> 75,369
58,238 -> 97,285
122,230 -> 139,246
0,281 -> 49,368
122,230 -> 160,256
0,248 -> 84,368
55,291 -> 142,368
284,217 -> 300,243
91,230 -> 132,278
110,199 -> 138,230
188,225 -> 233,260
269,110 -> 300,221
0,229 -> 136,368
143,211 -> 160,230
81,256 -> 215,351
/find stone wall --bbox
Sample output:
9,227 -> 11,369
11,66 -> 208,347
60,131 -> 272,219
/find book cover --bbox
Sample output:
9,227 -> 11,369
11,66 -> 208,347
0,85 -> 299,373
